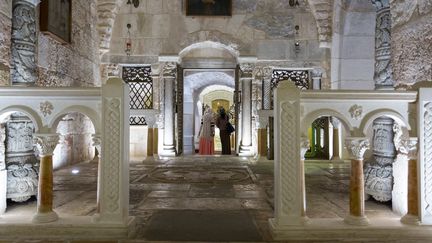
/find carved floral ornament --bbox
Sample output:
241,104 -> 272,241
349,104 -> 363,120
345,137 -> 370,160
39,101 -> 54,117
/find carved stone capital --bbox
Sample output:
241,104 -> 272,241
151,63 -> 161,76
345,137 -> 370,160
92,133 -> 102,155
331,117 -> 341,128
240,63 -> 254,78
311,68 -> 323,78
33,134 -> 59,156
262,67 -> 272,79
162,62 -> 177,78
403,137 -> 418,160
300,137 -> 310,161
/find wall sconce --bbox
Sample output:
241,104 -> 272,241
295,41 -> 301,54
125,23 -> 132,56
289,0 -> 300,7
295,25 -> 300,35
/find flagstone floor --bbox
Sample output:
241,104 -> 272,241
2,156 -> 400,242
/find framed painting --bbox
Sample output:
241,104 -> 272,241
40,0 -> 72,44
185,0 -> 232,16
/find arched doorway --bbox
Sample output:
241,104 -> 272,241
175,41 -> 241,156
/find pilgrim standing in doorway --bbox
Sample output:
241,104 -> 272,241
199,106 -> 215,155
216,107 -> 231,155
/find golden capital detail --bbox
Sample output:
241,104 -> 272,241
345,137 -> 369,160
33,134 -> 59,156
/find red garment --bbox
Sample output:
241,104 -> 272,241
199,137 -> 214,155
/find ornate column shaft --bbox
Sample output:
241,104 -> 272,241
372,0 -> 394,90
262,67 -> 272,110
364,117 -> 396,202
161,63 -> 176,156
239,63 -> 254,156
0,125 -> 6,214
92,133 -> 101,213
32,133 -> 59,223
11,0 -> 38,85
311,69 -> 323,90
331,117 -> 341,160
344,137 -> 370,226
401,138 -> 420,225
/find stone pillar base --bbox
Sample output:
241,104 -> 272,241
239,145 -> 253,156
344,215 -> 369,226
161,145 -> 176,157
32,210 -> 59,223
0,170 -> 6,214
401,214 -> 420,225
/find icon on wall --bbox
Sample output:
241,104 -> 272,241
40,0 -> 71,44
185,0 -> 232,16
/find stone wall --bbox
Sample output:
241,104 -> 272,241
0,0 -> 12,86
37,0 -> 101,87
331,0 -> 375,90
53,113 -> 96,170
107,0 -> 325,66
391,0 -> 432,84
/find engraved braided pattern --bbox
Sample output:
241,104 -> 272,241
281,101 -> 297,215
105,98 -> 121,212
424,102 -> 432,214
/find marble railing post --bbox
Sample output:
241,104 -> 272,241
0,125 -> 6,214
270,81 -> 307,230
161,62 -> 176,156
93,78 -> 130,224
11,0 -> 38,85
401,138 -> 420,225
344,137 -> 370,226
418,87 -> 432,224
331,117 -> 341,160
32,133 -> 59,223
371,0 -> 394,90
262,67 -> 272,110
151,63 -> 161,111
300,137 -> 310,218
239,63 -> 254,156
92,133 -> 101,213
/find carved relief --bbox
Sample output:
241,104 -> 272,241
280,101 -> 298,215
5,113 -> 38,202
39,101 -> 54,117
424,102 -> 432,214
11,0 -> 37,84
162,62 -> 177,78
372,0 -> 394,89
364,117 -> 396,202
349,105 -> 363,120
33,134 -> 59,156
0,124 -> 5,171
104,97 -> 121,212
240,63 -> 254,76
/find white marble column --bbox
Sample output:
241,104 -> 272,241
0,125 -> 6,214
92,133 -> 101,214
401,138 -> 420,225
311,68 -> 323,90
151,63 -> 161,111
330,117 -> 341,161
300,137 -> 310,220
371,0 -> 394,90
32,133 -> 59,223
344,137 -> 370,226
11,0 -> 38,85
239,63 -> 254,156
161,62 -> 176,156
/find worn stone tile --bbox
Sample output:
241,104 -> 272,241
138,198 -> 243,210
146,190 -> 188,198
188,184 -> 235,198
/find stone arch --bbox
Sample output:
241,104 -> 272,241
0,106 -> 43,132
360,109 -> 410,136
179,41 -> 240,63
49,106 -> 100,134
302,109 -> 353,136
